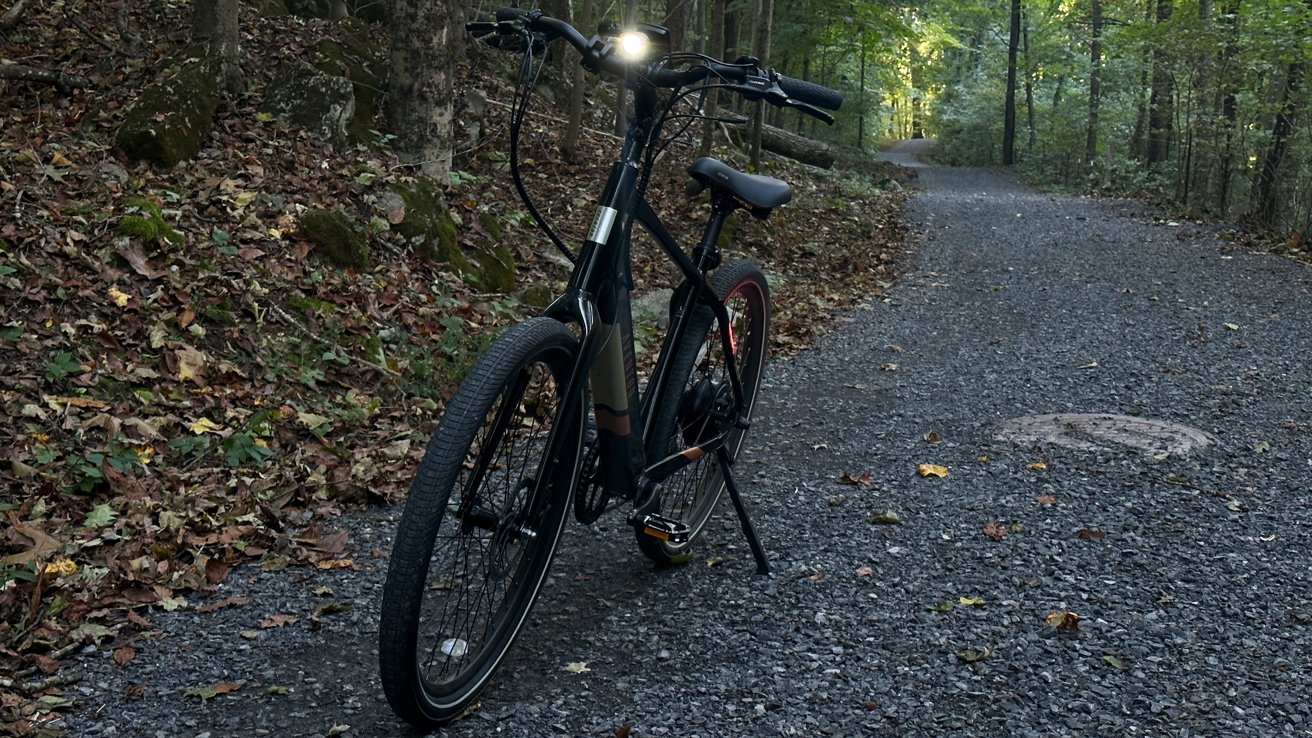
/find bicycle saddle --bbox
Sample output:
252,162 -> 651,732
687,157 -> 792,211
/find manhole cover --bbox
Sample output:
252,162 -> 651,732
995,413 -> 1215,455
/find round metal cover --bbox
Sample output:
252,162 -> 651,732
995,413 -> 1215,455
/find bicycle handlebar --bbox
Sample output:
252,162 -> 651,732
477,7 -> 843,120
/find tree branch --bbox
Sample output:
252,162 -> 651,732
65,10 -> 130,57
0,60 -> 90,90
0,0 -> 28,32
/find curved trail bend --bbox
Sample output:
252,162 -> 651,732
69,143 -> 1312,737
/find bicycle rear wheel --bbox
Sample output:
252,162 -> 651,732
638,260 -> 770,563
379,318 -> 582,727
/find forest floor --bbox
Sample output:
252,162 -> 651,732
0,4 -> 911,734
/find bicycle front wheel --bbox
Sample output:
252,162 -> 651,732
638,260 -> 770,563
379,318 -> 583,728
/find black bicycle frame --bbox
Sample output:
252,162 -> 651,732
539,75 -> 748,507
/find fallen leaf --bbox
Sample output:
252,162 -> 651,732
916,463 -> 949,478
1046,610 -> 1081,632
614,723 -> 634,738
867,510 -> 901,525
1102,654 -> 1126,670
955,647 -> 987,663
1223,322 -> 1239,331
1026,462 -> 1047,471
197,596 -> 251,613
260,614 -> 299,629
855,565 -> 874,577
1076,528 -> 1106,540
879,363 -> 898,371
315,558 -> 354,570
563,661 -> 591,674
124,683 -> 148,701
212,682 -> 242,694
706,556 -> 733,567
837,471 -> 871,486
926,601 -> 954,612
173,345 -> 207,384
983,521 -> 1007,541
113,645 -> 136,666
187,417 -> 224,435
958,596 -> 985,606
923,431 -> 941,444
204,557 -> 229,585
1036,495 -> 1059,505
45,558 -> 78,576
107,287 -> 131,307
327,725 -> 350,737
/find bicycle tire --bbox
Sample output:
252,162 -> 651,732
637,260 -> 770,563
379,317 -> 583,727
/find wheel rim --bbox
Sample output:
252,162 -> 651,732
414,357 -> 567,705
656,277 -> 767,550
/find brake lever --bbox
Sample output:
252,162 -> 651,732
789,101 -> 834,126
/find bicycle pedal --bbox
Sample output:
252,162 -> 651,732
633,513 -> 690,544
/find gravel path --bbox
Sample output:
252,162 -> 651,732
66,142 -> 1312,737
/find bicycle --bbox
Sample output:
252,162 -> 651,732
377,7 -> 843,727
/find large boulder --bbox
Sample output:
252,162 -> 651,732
301,209 -> 368,268
262,65 -> 355,149
384,178 -> 468,272
115,47 -> 223,166
467,212 -> 517,294
312,20 -> 383,143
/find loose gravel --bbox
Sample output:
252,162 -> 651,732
65,142 -> 1312,737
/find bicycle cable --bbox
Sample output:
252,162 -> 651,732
508,32 -> 578,264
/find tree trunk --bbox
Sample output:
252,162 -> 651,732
560,0 -> 590,161
748,0 -> 772,171
1146,0 -> 1174,166
1216,0 -> 1239,216
614,0 -> 639,135
1002,0 -> 1021,165
857,30 -> 866,150
1022,8 -> 1036,152
1085,0 -> 1102,166
665,0 -> 687,53
389,0 -> 454,182
755,123 -> 835,168
1249,60 -> 1305,227
191,0 -> 241,93
698,0 -> 725,157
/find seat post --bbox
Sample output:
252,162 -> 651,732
692,192 -> 737,272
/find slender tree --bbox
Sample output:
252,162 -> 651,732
1249,54 -> 1306,227
748,0 -> 773,170
698,0 -> 726,157
1002,0 -> 1021,165
1146,0 -> 1174,166
1085,0 -> 1102,167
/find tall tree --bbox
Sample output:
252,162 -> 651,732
748,0 -> 773,170
698,0 -> 726,157
1249,51 -> 1306,226
1145,0 -> 1174,166
389,0 -> 454,182
191,0 -> 241,92
1002,0 -> 1021,165
666,0 -> 688,54
1085,0 -> 1102,166
560,0 -> 590,161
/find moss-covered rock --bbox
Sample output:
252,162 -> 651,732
115,48 -> 222,166
468,212 -> 517,294
302,209 -> 368,268
313,23 -> 383,143
262,65 -> 355,149
239,0 -> 289,16
520,283 -> 553,309
386,178 -> 468,271
116,197 -> 185,246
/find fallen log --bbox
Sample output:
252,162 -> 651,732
759,123 -> 835,169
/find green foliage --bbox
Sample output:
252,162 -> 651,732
44,352 -> 81,382
117,197 -> 185,245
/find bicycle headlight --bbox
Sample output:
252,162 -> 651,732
616,31 -> 650,62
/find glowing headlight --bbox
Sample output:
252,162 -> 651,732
616,31 -> 650,61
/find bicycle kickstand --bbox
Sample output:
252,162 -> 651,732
716,446 -> 770,575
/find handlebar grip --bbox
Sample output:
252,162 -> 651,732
776,74 -> 843,111
495,6 -> 531,22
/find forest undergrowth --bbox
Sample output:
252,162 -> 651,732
0,3 -> 910,732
